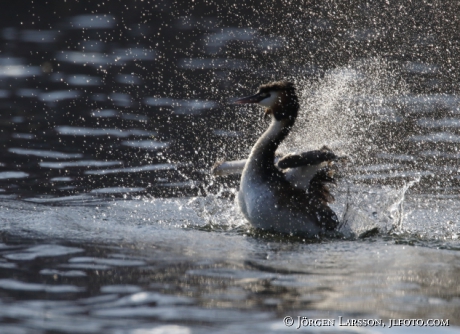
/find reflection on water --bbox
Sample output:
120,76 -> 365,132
9,147 -> 83,159
0,0 -> 459,333
0,196 -> 459,333
0,171 -> 29,179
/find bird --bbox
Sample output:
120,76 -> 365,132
214,80 -> 341,237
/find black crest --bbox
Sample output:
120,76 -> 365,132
258,80 -> 296,94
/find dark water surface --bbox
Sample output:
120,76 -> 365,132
0,1 -> 460,333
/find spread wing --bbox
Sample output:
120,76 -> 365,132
276,150 -> 337,169
211,147 -> 344,202
211,159 -> 246,176
277,148 -> 340,198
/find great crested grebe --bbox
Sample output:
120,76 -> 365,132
225,80 -> 340,236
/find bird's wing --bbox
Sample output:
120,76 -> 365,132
280,148 -> 342,193
211,159 -> 246,176
276,150 -> 337,169
211,148 -> 345,180
211,149 -> 341,176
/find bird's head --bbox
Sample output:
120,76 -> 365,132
235,80 -> 299,121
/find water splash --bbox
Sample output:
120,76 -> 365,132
202,59 -> 418,238
282,58 -> 408,162
186,187 -> 248,232
394,193 -> 460,244
335,177 -> 420,238
179,59 -> 455,241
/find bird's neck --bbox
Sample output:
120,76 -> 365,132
248,111 -> 296,175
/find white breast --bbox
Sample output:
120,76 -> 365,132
237,162 -> 321,236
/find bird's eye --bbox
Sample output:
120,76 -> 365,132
260,93 -> 270,98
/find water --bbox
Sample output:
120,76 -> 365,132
0,1 -> 460,333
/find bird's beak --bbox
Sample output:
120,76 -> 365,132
234,92 -> 263,104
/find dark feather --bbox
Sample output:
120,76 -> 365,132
258,80 -> 295,93
315,205 -> 340,231
308,167 -> 336,204
277,149 -> 337,169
